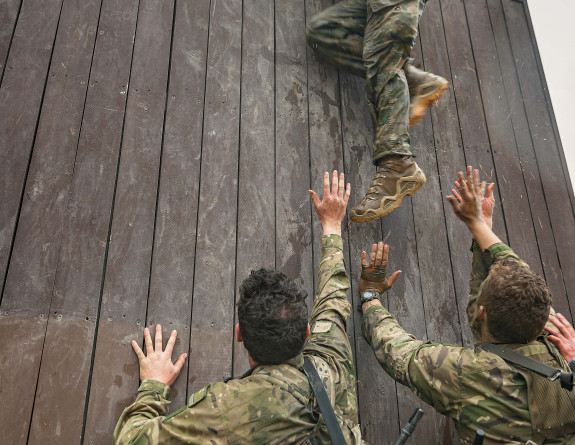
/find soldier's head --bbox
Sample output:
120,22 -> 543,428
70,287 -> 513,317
478,259 -> 552,343
237,268 -> 309,365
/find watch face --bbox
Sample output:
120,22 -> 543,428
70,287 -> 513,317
361,290 -> 379,302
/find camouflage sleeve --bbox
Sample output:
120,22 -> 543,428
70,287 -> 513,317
113,379 -> 172,444
309,234 -> 351,326
467,241 -> 527,346
304,234 -> 353,366
362,306 -> 463,418
113,381 -> 223,444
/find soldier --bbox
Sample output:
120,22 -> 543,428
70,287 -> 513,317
114,171 -> 362,444
306,0 -> 448,223
359,166 -> 575,444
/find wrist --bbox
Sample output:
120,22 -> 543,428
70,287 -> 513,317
362,299 -> 383,312
322,222 -> 341,236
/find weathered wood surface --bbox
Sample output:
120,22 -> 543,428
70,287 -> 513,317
0,0 -> 574,443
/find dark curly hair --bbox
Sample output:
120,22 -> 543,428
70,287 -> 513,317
480,259 -> 552,343
237,268 -> 309,364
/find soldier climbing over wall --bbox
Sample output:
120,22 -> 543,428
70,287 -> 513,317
306,0 -> 448,222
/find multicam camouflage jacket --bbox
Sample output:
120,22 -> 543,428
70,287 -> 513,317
362,241 -> 575,444
114,234 -> 361,444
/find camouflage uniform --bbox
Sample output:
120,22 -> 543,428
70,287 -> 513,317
306,0 -> 428,164
362,241 -> 575,444
114,234 -> 361,444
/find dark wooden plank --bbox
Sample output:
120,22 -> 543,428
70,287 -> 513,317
0,0 -> 62,297
82,1 -> 174,442
522,1 -> 575,218
417,2 -> 473,349
0,0 -> 22,81
391,37 -> 462,444
498,0 -> 575,320
145,0 -> 210,408
186,0 -> 243,393
305,0 -> 357,345
26,1 -> 138,442
275,0 -> 314,305
0,0 -> 101,442
464,0 -> 571,318
487,0 -> 570,318
232,0 -> 275,376
463,0 -> 544,278
338,70 -> 399,443
439,0 -> 507,240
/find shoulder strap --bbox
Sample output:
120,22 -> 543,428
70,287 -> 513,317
482,343 -> 573,391
303,357 -> 347,445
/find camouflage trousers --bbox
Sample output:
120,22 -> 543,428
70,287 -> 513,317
306,0 -> 428,164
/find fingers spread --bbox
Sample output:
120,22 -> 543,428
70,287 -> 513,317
166,330 -> 177,355
331,170 -> 338,195
174,353 -> 188,372
308,190 -> 320,209
344,183 -> 351,205
132,340 -> 145,360
369,244 -> 378,267
338,172 -> 345,199
375,242 -> 384,265
322,172 -> 329,199
361,251 -> 367,267
388,270 -> 402,286
144,328 -> 153,355
155,324 -> 163,351
486,182 -> 494,198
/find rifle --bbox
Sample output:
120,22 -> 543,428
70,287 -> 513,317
472,429 -> 485,445
392,408 -> 424,445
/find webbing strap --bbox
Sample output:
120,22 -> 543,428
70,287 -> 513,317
303,357 -> 347,445
482,343 -> 561,379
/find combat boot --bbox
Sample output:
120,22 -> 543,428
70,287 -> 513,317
405,61 -> 448,128
350,155 -> 426,222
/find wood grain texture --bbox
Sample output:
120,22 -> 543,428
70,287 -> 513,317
275,0 -> 314,306
339,69 -> 399,442
28,0 -> 139,442
0,0 -> 22,81
232,0 -> 276,376
501,0 -> 575,320
486,0 -> 571,319
464,0 -> 543,275
0,0 -> 62,299
417,2 -> 474,348
186,0 -> 243,393
0,0 -> 101,442
83,0 -> 174,442
145,0 -> 210,408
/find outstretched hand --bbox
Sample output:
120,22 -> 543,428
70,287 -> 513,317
545,313 -> 575,362
309,170 -> 351,236
132,324 -> 188,386
360,242 -> 401,298
446,166 -> 487,226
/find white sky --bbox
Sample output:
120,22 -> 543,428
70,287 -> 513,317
528,0 -> 575,184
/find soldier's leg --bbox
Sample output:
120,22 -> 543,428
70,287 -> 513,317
306,0 -> 367,78
350,0 -> 429,222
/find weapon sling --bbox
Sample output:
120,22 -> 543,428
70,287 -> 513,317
303,357 -> 347,445
482,343 -> 574,391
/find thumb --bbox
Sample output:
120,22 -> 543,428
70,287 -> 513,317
446,195 -> 459,213
308,190 -> 320,209
387,270 -> 402,287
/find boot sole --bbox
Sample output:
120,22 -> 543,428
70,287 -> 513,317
409,80 -> 448,128
350,169 -> 427,223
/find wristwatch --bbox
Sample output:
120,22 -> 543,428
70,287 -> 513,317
361,290 -> 380,304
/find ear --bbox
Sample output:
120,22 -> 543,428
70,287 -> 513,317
306,323 -> 310,340
236,323 -> 243,343
476,306 -> 486,321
